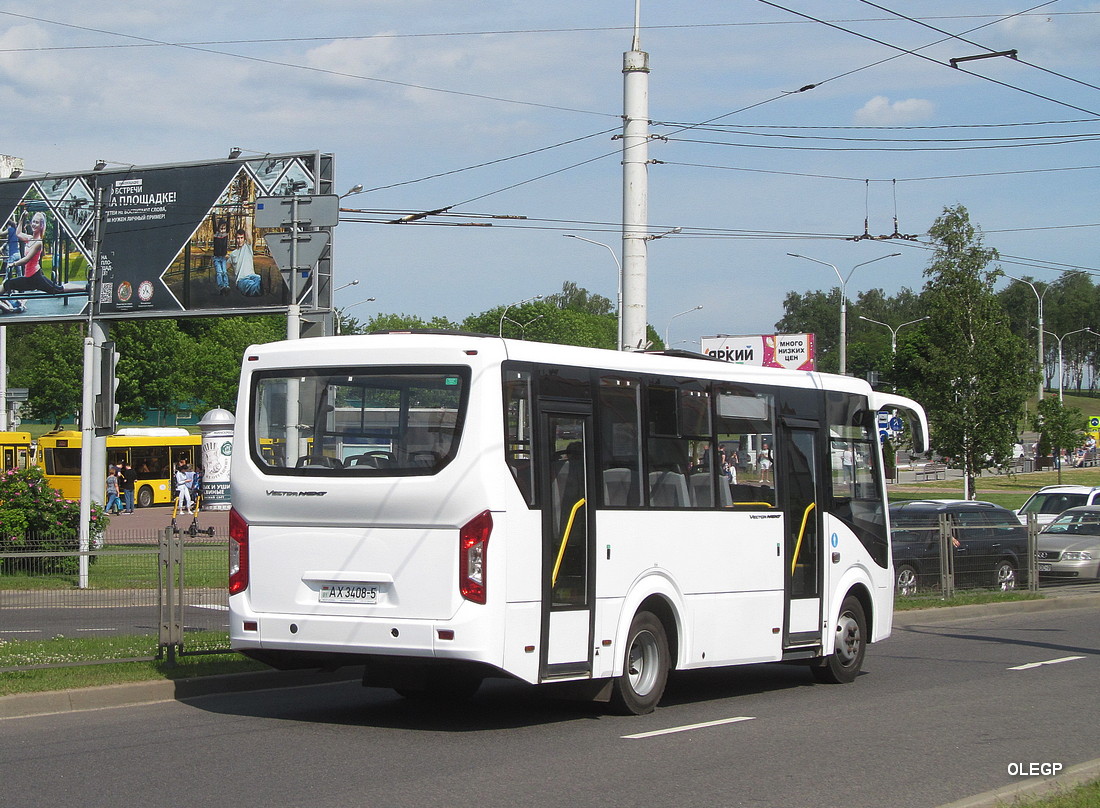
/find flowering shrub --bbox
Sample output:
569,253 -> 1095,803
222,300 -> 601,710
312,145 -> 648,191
0,466 -> 108,574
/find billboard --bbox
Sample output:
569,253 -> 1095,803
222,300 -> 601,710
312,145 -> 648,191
0,151 -> 334,323
700,333 -> 815,370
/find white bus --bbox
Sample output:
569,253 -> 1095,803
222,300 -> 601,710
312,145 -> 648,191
229,333 -> 927,713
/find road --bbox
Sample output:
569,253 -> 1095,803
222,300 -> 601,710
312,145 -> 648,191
1,606 -> 1096,808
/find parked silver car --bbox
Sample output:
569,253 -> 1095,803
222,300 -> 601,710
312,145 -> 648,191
1036,506 -> 1100,581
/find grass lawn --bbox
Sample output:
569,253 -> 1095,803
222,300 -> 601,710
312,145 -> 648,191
0,543 -> 226,590
0,631 -> 269,696
889,465 -> 1100,510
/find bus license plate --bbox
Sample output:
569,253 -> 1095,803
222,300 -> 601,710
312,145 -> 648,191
319,584 -> 379,603
1037,563 -> 1052,573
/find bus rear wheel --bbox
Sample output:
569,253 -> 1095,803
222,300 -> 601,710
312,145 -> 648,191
609,610 -> 669,715
811,595 -> 866,685
136,486 -> 154,508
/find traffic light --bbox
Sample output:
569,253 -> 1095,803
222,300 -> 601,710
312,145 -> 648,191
95,341 -> 120,435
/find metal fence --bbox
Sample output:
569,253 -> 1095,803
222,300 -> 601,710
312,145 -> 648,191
0,527 -> 229,672
894,513 -> 1041,603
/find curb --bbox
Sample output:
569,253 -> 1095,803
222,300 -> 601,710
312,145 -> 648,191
893,591 -> 1100,627
935,758 -> 1100,808
0,667 -> 359,721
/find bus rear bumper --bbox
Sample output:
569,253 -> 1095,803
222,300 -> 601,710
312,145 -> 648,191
229,596 -> 507,674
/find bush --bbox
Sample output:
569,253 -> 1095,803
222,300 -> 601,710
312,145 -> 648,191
0,466 -> 108,574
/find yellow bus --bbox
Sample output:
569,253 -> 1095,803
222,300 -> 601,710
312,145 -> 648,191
36,428 -> 201,507
0,431 -> 32,471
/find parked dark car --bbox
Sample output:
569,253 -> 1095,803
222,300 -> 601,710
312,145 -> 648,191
890,500 -> 1029,595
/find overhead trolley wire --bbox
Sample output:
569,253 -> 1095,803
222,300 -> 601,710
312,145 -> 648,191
756,0 -> 1100,117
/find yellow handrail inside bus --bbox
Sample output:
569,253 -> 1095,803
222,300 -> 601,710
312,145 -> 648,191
790,501 -> 817,576
552,497 -> 586,586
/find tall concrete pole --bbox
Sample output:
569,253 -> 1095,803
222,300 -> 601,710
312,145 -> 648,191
621,2 -> 650,351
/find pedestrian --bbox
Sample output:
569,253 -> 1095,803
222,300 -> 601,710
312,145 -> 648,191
190,464 -> 204,506
118,461 -> 135,513
175,461 -> 193,514
104,465 -> 121,516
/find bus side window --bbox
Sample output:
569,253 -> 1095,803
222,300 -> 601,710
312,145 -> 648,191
715,385 -> 776,510
598,376 -> 642,508
504,369 -> 537,508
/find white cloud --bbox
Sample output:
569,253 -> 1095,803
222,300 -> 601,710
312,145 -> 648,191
854,96 -> 936,125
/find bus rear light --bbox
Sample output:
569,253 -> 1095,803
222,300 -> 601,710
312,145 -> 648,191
459,510 -> 492,604
437,629 -> 455,641
229,508 -> 249,595
243,621 -> 258,632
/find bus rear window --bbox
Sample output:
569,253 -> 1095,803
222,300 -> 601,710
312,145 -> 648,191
250,367 -> 469,476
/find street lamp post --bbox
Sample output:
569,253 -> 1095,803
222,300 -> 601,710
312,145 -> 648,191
858,315 -> 930,354
564,234 -> 623,350
787,252 -> 901,375
499,295 -> 543,337
335,296 -> 376,335
664,305 -> 702,347
1040,326 -> 1098,402
1004,274 -> 1050,400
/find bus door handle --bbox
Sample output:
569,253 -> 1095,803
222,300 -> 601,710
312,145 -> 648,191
832,552 -> 841,564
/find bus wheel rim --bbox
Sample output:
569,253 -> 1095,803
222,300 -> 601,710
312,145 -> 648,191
627,630 -> 660,696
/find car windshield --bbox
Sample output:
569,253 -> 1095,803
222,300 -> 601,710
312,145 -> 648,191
1041,514 -> 1100,535
1020,492 -> 1088,515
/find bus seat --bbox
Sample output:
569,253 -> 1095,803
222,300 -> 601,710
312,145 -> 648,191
602,467 -> 633,506
648,470 -> 689,508
688,472 -> 714,507
346,451 -> 396,469
296,455 -> 344,469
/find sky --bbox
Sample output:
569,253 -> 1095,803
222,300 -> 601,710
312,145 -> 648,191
2,1 -> 1099,349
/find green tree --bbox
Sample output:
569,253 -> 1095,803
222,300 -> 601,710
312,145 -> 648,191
111,320 -> 188,421
344,311 -> 459,336
775,289 -> 843,373
178,316 -> 286,410
1031,397 -> 1086,483
546,281 -> 614,316
8,322 -> 83,429
899,204 -> 1035,496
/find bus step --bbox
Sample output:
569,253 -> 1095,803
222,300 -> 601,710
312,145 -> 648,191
781,645 -> 822,661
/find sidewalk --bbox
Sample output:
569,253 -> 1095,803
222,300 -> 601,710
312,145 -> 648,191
103,502 -> 229,542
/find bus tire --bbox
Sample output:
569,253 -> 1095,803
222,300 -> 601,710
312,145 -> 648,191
136,486 -> 154,509
609,610 -> 669,715
812,595 -> 866,685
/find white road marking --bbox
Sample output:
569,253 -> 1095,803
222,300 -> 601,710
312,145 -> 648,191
622,716 -> 755,739
1008,655 -> 1086,671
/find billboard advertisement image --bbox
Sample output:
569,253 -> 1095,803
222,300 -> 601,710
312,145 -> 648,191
701,333 -> 816,370
0,152 -> 331,324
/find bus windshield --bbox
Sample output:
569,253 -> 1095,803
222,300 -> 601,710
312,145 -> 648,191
251,366 -> 469,475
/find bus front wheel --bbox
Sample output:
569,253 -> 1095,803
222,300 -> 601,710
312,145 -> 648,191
136,487 -> 154,508
811,595 -> 866,685
609,610 -> 669,715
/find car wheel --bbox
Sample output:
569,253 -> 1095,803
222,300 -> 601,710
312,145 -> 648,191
136,486 -> 154,508
992,559 -> 1017,591
895,563 -> 920,597
609,611 -> 670,715
812,595 -> 867,685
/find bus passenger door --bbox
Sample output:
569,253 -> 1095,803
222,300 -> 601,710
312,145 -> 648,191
539,408 -> 594,679
780,423 -> 823,649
